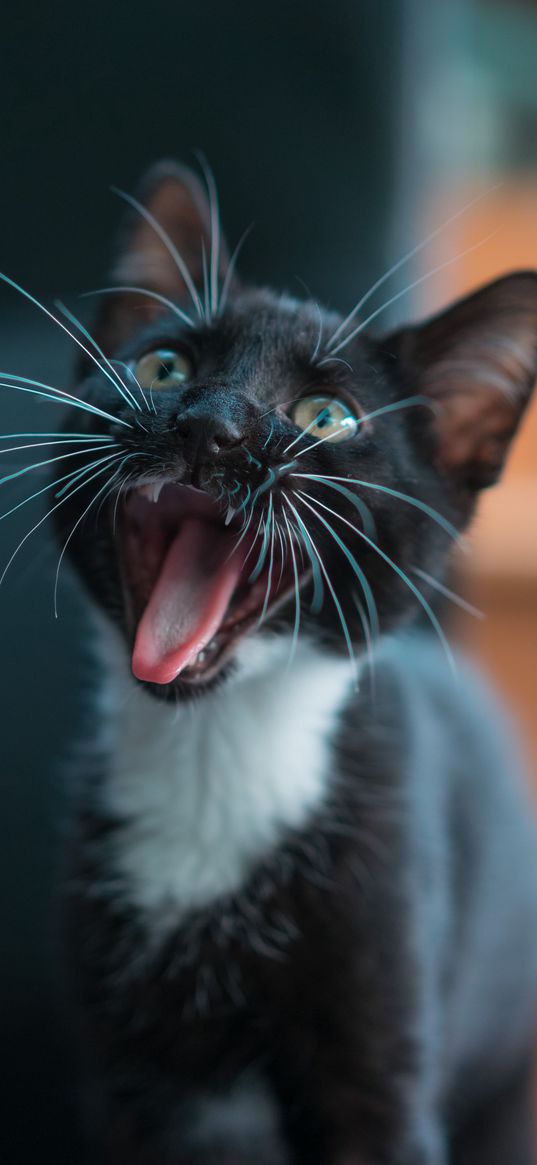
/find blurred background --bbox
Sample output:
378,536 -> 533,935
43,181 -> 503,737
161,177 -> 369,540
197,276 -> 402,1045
1,1 -> 536,1160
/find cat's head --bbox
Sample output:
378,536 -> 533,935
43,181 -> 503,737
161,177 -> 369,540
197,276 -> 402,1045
55,161 -> 537,696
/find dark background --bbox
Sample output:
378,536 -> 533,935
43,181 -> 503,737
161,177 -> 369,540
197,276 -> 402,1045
0,2 -> 415,1160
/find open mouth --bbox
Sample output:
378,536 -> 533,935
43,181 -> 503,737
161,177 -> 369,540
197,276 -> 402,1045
116,482 -> 304,685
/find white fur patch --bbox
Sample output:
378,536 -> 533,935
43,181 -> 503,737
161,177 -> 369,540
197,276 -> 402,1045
96,626 -> 354,926
183,1078 -> 283,1152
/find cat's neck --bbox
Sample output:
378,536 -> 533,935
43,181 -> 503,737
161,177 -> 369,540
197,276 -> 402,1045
92,619 -> 355,924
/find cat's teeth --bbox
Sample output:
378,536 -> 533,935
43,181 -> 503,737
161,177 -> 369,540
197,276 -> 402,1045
137,482 -> 164,504
194,640 -> 219,667
224,506 -> 236,526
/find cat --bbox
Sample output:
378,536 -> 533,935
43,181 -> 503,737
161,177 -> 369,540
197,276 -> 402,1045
44,161 -> 537,1164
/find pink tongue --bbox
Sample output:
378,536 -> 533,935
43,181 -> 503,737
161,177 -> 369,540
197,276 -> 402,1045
132,517 -> 245,685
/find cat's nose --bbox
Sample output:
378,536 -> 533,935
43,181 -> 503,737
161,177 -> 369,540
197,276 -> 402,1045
174,409 -> 243,458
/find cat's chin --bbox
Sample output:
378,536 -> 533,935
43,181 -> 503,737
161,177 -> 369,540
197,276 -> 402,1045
111,480 -> 310,691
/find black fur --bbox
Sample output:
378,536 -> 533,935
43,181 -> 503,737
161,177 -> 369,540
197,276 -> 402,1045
53,163 -> 537,1163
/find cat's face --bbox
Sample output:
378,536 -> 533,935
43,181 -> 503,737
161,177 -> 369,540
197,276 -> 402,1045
55,162 -> 537,698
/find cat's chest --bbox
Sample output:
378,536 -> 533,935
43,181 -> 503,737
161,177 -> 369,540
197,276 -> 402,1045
100,640 -> 353,927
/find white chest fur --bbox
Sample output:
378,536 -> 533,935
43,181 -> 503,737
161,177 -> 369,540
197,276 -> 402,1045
99,634 -> 354,925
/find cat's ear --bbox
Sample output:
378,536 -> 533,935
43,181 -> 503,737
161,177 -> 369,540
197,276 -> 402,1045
94,160 -> 234,351
387,271 -> 537,490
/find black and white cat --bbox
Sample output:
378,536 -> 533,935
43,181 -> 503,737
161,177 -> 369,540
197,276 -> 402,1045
50,162 -> 537,1164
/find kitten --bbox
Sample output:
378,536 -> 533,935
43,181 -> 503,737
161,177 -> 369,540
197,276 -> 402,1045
49,162 -> 537,1164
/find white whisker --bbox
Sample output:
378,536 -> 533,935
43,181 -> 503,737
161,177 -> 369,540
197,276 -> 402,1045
0,372 -> 133,429
0,429 -> 113,442
201,239 -> 210,324
0,452 -> 124,586
0,450 -> 121,527
317,355 -> 354,373
352,591 -> 375,698
56,300 -> 141,412
281,506 -> 301,668
275,517 -> 287,587
0,436 -> 114,457
310,301 -> 324,362
219,225 -> 253,313
284,404 -> 332,456
53,453 -> 139,616
295,488 -> 456,679
291,472 -> 462,545
292,395 -> 432,461
258,510 -> 276,626
410,566 -> 484,620
111,186 -> 204,319
330,231 -> 499,355
0,271 -> 140,409
81,286 -> 194,329
0,442 -> 120,489
327,184 -> 501,351
195,153 -> 221,317
283,495 -> 359,687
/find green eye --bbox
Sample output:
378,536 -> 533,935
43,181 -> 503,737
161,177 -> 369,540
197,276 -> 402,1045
290,395 -> 359,443
133,348 -> 192,391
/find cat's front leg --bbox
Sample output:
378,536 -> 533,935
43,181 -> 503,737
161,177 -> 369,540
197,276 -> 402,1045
276,1074 -> 446,1165
262,882 -> 447,1165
